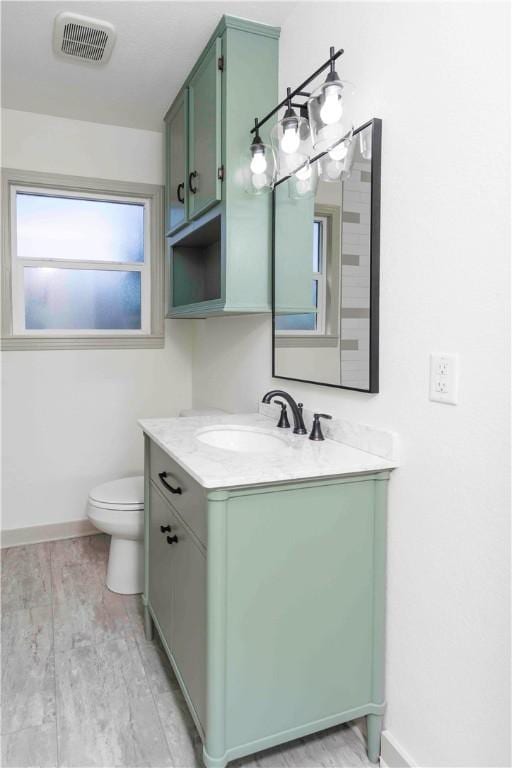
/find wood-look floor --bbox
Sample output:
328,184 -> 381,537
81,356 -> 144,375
1,535 -> 372,768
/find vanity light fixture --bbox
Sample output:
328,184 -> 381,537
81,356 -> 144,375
244,118 -> 276,195
270,88 -> 309,177
307,48 -> 354,153
250,120 -> 268,173
318,129 -> 355,182
245,46 -> 354,193
289,159 -> 319,199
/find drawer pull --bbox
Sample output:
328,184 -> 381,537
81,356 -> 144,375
158,471 -> 182,495
160,524 -> 171,533
167,535 -> 178,545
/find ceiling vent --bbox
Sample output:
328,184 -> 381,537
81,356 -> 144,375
53,12 -> 116,65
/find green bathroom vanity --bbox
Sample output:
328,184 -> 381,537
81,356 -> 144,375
140,412 -> 396,766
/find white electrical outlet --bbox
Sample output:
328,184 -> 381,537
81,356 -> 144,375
430,353 -> 458,404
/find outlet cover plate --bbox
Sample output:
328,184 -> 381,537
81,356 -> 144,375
430,353 -> 458,405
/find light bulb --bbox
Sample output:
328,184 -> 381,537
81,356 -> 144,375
295,179 -> 310,196
329,141 -> 348,161
281,125 -> 300,154
324,159 -> 342,181
360,131 -> 372,160
295,164 -> 311,181
320,85 -> 343,125
251,173 -> 267,190
250,149 -> 267,174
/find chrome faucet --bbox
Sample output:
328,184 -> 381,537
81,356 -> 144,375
262,390 -> 307,434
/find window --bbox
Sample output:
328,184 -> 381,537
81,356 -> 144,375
2,169 -> 164,350
275,216 -> 327,335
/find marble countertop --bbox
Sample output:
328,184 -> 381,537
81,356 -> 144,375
139,410 -> 398,490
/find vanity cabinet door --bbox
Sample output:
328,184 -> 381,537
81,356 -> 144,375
165,90 -> 188,234
187,36 -> 222,220
169,514 -> 207,730
148,484 -> 174,649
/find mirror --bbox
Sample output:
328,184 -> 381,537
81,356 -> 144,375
272,118 -> 381,392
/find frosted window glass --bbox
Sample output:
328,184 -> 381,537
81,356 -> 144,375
16,194 -> 144,263
24,268 -> 141,330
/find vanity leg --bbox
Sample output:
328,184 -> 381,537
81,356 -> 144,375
144,604 -> 154,641
366,713 -> 383,763
202,746 -> 227,768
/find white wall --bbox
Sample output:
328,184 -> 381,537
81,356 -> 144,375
192,3 -> 511,766
1,109 -> 193,531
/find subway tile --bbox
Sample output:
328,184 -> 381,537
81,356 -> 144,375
339,340 -> 359,351
341,308 -> 370,319
342,254 -> 360,266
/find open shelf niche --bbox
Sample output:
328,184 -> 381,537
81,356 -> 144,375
171,215 -> 222,308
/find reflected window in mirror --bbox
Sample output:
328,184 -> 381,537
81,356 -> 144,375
275,217 -> 326,334
273,118 -> 381,392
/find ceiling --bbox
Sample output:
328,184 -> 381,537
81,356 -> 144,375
1,1 -> 294,131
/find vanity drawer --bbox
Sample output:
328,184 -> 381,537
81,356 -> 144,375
149,440 -> 207,546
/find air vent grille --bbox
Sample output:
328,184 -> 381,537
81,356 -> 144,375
53,12 -> 116,65
61,23 -> 109,61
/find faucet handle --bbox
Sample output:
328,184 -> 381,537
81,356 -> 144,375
309,413 -> 332,441
274,401 -> 291,429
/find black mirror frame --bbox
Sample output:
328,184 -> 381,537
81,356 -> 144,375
272,117 -> 382,393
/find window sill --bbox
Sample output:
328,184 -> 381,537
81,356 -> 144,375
274,334 -> 339,349
1,335 -> 165,351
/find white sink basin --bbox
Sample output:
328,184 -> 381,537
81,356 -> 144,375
195,425 -> 288,454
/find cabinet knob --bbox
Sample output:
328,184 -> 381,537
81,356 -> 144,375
189,171 -> 198,194
166,535 -> 178,545
177,183 -> 185,204
160,524 -> 171,533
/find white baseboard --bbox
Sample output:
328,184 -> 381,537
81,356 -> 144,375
380,730 -> 417,768
1,519 -> 99,548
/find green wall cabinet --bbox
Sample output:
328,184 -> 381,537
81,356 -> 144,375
188,37 -> 222,220
143,435 -> 389,767
165,90 -> 188,233
163,16 -> 280,318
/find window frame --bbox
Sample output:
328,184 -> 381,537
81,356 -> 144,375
1,168 -> 165,350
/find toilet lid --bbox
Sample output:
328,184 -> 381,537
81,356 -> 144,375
89,476 -> 144,510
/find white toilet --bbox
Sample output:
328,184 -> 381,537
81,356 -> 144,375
87,475 -> 144,595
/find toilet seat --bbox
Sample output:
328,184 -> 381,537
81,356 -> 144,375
88,499 -> 143,511
89,476 -> 144,509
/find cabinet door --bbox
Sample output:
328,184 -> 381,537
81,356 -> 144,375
187,37 -> 222,220
170,514 -> 207,729
165,91 -> 188,234
148,484 -> 174,649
